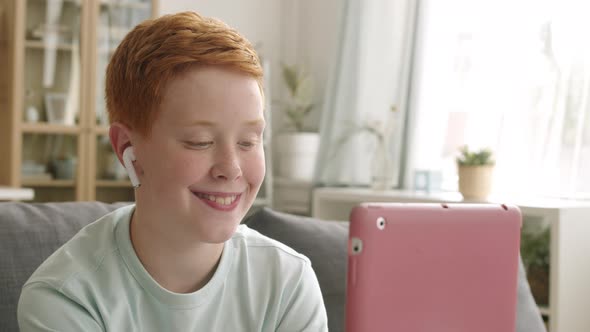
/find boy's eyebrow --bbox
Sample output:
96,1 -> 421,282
187,120 -> 215,127
186,119 -> 266,127
246,118 -> 266,127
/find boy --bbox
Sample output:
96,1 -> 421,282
18,11 -> 328,331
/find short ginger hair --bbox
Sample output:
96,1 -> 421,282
105,11 -> 264,136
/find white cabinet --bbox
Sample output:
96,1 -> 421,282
273,177 -> 313,215
312,187 -> 590,332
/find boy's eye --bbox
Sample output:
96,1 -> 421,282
239,141 -> 256,149
185,141 -> 213,149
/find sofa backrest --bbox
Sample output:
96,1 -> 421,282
245,207 -> 349,332
0,201 -> 348,332
0,202 -> 544,332
0,202 -> 128,332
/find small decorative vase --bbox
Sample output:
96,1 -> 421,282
370,140 -> 393,190
25,106 -> 40,123
53,157 -> 77,180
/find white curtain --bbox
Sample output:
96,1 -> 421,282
494,19 -> 590,198
314,0 -> 418,187
409,0 -> 590,198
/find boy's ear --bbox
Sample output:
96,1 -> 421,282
109,122 -> 133,165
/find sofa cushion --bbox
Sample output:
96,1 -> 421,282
0,201 -> 128,332
245,207 -> 349,332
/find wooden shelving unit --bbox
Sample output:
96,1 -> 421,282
0,0 -> 158,202
95,179 -> 131,188
21,123 -> 81,134
25,40 -> 75,51
94,126 -> 110,135
21,179 -> 76,187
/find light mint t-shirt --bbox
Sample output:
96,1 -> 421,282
18,205 -> 328,331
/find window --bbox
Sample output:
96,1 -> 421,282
410,0 -> 590,198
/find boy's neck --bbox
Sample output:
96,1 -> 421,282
129,209 -> 224,294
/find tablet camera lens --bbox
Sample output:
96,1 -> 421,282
351,237 -> 363,255
376,217 -> 386,230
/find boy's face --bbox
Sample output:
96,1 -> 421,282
133,66 -> 265,243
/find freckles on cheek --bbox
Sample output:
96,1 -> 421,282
151,155 -> 190,182
174,156 -> 210,182
248,157 -> 266,186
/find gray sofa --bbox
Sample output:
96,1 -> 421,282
0,202 -> 545,332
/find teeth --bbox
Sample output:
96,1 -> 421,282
195,193 -> 237,206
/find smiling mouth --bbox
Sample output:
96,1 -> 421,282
193,192 -> 239,206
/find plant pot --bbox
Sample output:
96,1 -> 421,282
276,133 -> 320,181
52,157 -> 77,180
457,165 -> 494,200
370,140 -> 394,190
527,265 -> 550,306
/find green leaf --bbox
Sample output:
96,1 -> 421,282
281,64 -> 299,96
280,63 -> 316,131
302,104 -> 314,116
457,146 -> 495,166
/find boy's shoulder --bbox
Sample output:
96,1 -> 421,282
22,205 -> 134,291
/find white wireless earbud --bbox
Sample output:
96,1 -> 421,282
122,146 -> 141,188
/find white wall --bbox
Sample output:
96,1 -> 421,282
158,0 -> 344,132
158,1 -> 282,65
158,1 -> 283,130
292,0 -> 343,130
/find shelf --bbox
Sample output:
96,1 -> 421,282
96,179 -> 131,188
25,40 -> 75,51
21,179 -> 75,187
0,187 -> 35,201
94,126 -> 110,135
274,177 -> 313,215
21,123 -> 81,134
30,0 -> 81,3
29,0 -> 82,7
275,176 -> 313,187
312,187 -> 590,210
538,306 -> 550,316
99,0 -> 150,10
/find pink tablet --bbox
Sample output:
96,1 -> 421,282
346,203 -> 521,332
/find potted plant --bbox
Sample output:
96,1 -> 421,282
275,63 -> 319,181
520,224 -> 550,305
456,146 -> 495,200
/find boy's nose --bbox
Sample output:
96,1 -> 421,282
210,155 -> 242,181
